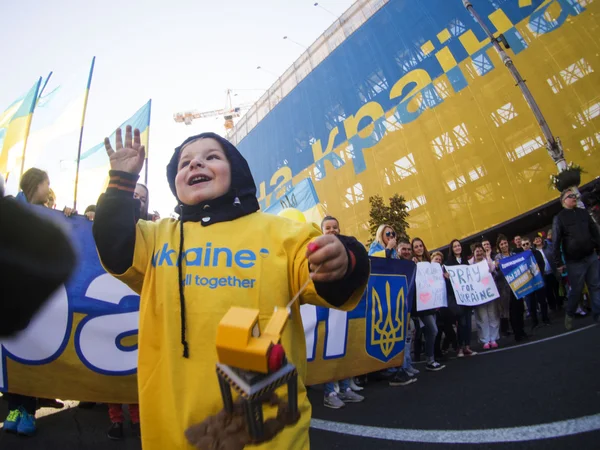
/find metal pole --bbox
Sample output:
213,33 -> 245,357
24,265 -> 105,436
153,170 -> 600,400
144,99 -> 152,186
462,1 -> 597,219
462,1 -> 566,171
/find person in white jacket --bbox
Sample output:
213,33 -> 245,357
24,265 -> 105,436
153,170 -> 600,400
471,243 -> 500,349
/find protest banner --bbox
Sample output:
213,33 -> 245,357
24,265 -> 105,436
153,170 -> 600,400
497,250 -> 544,299
1,210 -> 414,403
446,260 -> 499,306
416,262 -> 447,311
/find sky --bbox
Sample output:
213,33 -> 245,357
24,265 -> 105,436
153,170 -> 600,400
0,0 -> 355,214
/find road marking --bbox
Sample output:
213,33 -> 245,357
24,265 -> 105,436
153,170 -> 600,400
412,324 -> 598,364
311,413 -> 600,443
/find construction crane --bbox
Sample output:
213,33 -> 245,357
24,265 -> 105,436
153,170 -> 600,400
173,88 -> 260,132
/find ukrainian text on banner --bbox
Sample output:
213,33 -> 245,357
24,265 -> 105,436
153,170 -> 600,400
498,250 -> 544,299
446,261 -> 500,306
0,212 -> 413,403
416,262 -> 447,311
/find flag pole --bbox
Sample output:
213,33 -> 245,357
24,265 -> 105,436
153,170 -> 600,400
144,99 -> 152,186
18,77 -> 43,179
73,56 -> 96,211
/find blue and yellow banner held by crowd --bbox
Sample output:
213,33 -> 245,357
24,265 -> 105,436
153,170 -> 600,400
0,211 -> 412,403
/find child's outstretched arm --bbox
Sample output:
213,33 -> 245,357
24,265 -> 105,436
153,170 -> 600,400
93,126 -> 150,291
305,233 -> 370,308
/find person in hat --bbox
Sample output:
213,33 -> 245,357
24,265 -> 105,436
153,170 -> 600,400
92,126 -> 370,450
552,188 -> 600,330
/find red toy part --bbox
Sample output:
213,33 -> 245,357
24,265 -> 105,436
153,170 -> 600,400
307,242 -> 320,253
268,344 -> 285,372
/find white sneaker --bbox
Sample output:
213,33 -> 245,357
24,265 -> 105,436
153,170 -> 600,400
349,378 -> 364,391
338,389 -> 364,403
324,393 -> 345,409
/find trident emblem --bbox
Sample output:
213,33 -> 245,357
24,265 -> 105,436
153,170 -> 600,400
369,280 -> 404,359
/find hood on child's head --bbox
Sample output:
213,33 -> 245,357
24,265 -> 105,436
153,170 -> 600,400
166,132 -> 257,206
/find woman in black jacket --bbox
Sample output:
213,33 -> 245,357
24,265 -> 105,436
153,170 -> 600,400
445,239 -> 477,357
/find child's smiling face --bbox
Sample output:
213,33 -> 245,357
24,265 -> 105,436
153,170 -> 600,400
175,138 -> 231,205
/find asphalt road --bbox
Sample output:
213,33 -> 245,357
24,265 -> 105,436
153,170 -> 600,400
1,312 -> 599,449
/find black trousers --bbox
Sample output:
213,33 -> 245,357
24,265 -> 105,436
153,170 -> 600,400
529,288 -> 549,326
509,293 -> 526,340
4,393 -> 37,415
544,274 -> 560,310
435,309 -> 458,356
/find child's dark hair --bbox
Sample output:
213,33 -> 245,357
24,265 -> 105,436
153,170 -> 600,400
20,168 -> 48,203
85,205 -> 96,214
320,215 -> 338,229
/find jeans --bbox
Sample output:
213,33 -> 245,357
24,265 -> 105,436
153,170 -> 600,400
457,307 -> 472,347
324,379 -> 350,396
5,394 -> 37,415
565,252 -> 600,318
528,288 -> 549,326
402,319 -> 414,370
420,314 -> 438,363
475,300 -> 500,343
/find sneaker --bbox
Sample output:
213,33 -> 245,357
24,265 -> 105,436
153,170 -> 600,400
483,343 -> 491,350
107,422 -> 124,440
338,390 -> 365,403
3,409 -> 21,434
131,422 -> 141,439
324,393 -> 345,409
348,378 -> 364,392
457,348 -> 465,358
389,370 -> 417,386
405,366 -> 420,376
565,315 -> 573,331
17,409 -> 36,436
426,361 -> 446,371
490,341 -> 498,349
464,347 -> 477,356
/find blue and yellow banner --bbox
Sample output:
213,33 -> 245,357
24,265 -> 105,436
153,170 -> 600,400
498,250 -> 545,299
0,78 -> 42,175
0,211 -> 413,403
263,177 -> 326,225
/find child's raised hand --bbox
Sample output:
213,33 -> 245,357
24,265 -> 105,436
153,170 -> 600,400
104,125 -> 145,175
306,235 -> 349,283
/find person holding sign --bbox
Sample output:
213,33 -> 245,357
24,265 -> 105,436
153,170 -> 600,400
494,236 -> 527,342
411,238 -> 445,372
431,252 -> 459,358
471,244 -> 500,349
445,239 -> 477,357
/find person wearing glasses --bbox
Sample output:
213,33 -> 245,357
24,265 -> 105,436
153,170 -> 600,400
552,188 -> 600,330
369,224 -> 398,259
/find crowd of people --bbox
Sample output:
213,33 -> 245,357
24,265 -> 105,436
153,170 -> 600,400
321,186 -> 600,409
1,127 -> 598,449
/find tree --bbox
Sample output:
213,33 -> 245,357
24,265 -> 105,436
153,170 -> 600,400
367,194 -> 410,245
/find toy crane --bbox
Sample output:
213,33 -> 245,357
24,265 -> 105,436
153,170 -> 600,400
173,88 -> 258,133
214,246 -> 320,442
215,306 -> 298,441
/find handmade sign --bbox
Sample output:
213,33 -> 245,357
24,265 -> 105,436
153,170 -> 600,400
415,262 -> 447,311
446,261 -> 499,306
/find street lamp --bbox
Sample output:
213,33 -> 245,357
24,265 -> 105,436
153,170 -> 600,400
256,66 -> 279,77
313,2 -> 337,18
283,36 -> 307,50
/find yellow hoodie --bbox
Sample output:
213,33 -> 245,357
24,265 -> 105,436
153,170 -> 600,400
109,212 -> 365,450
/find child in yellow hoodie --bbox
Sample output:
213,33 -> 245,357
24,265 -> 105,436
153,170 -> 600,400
93,126 -> 369,450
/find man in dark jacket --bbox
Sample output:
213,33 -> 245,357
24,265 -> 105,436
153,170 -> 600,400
552,189 -> 600,330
